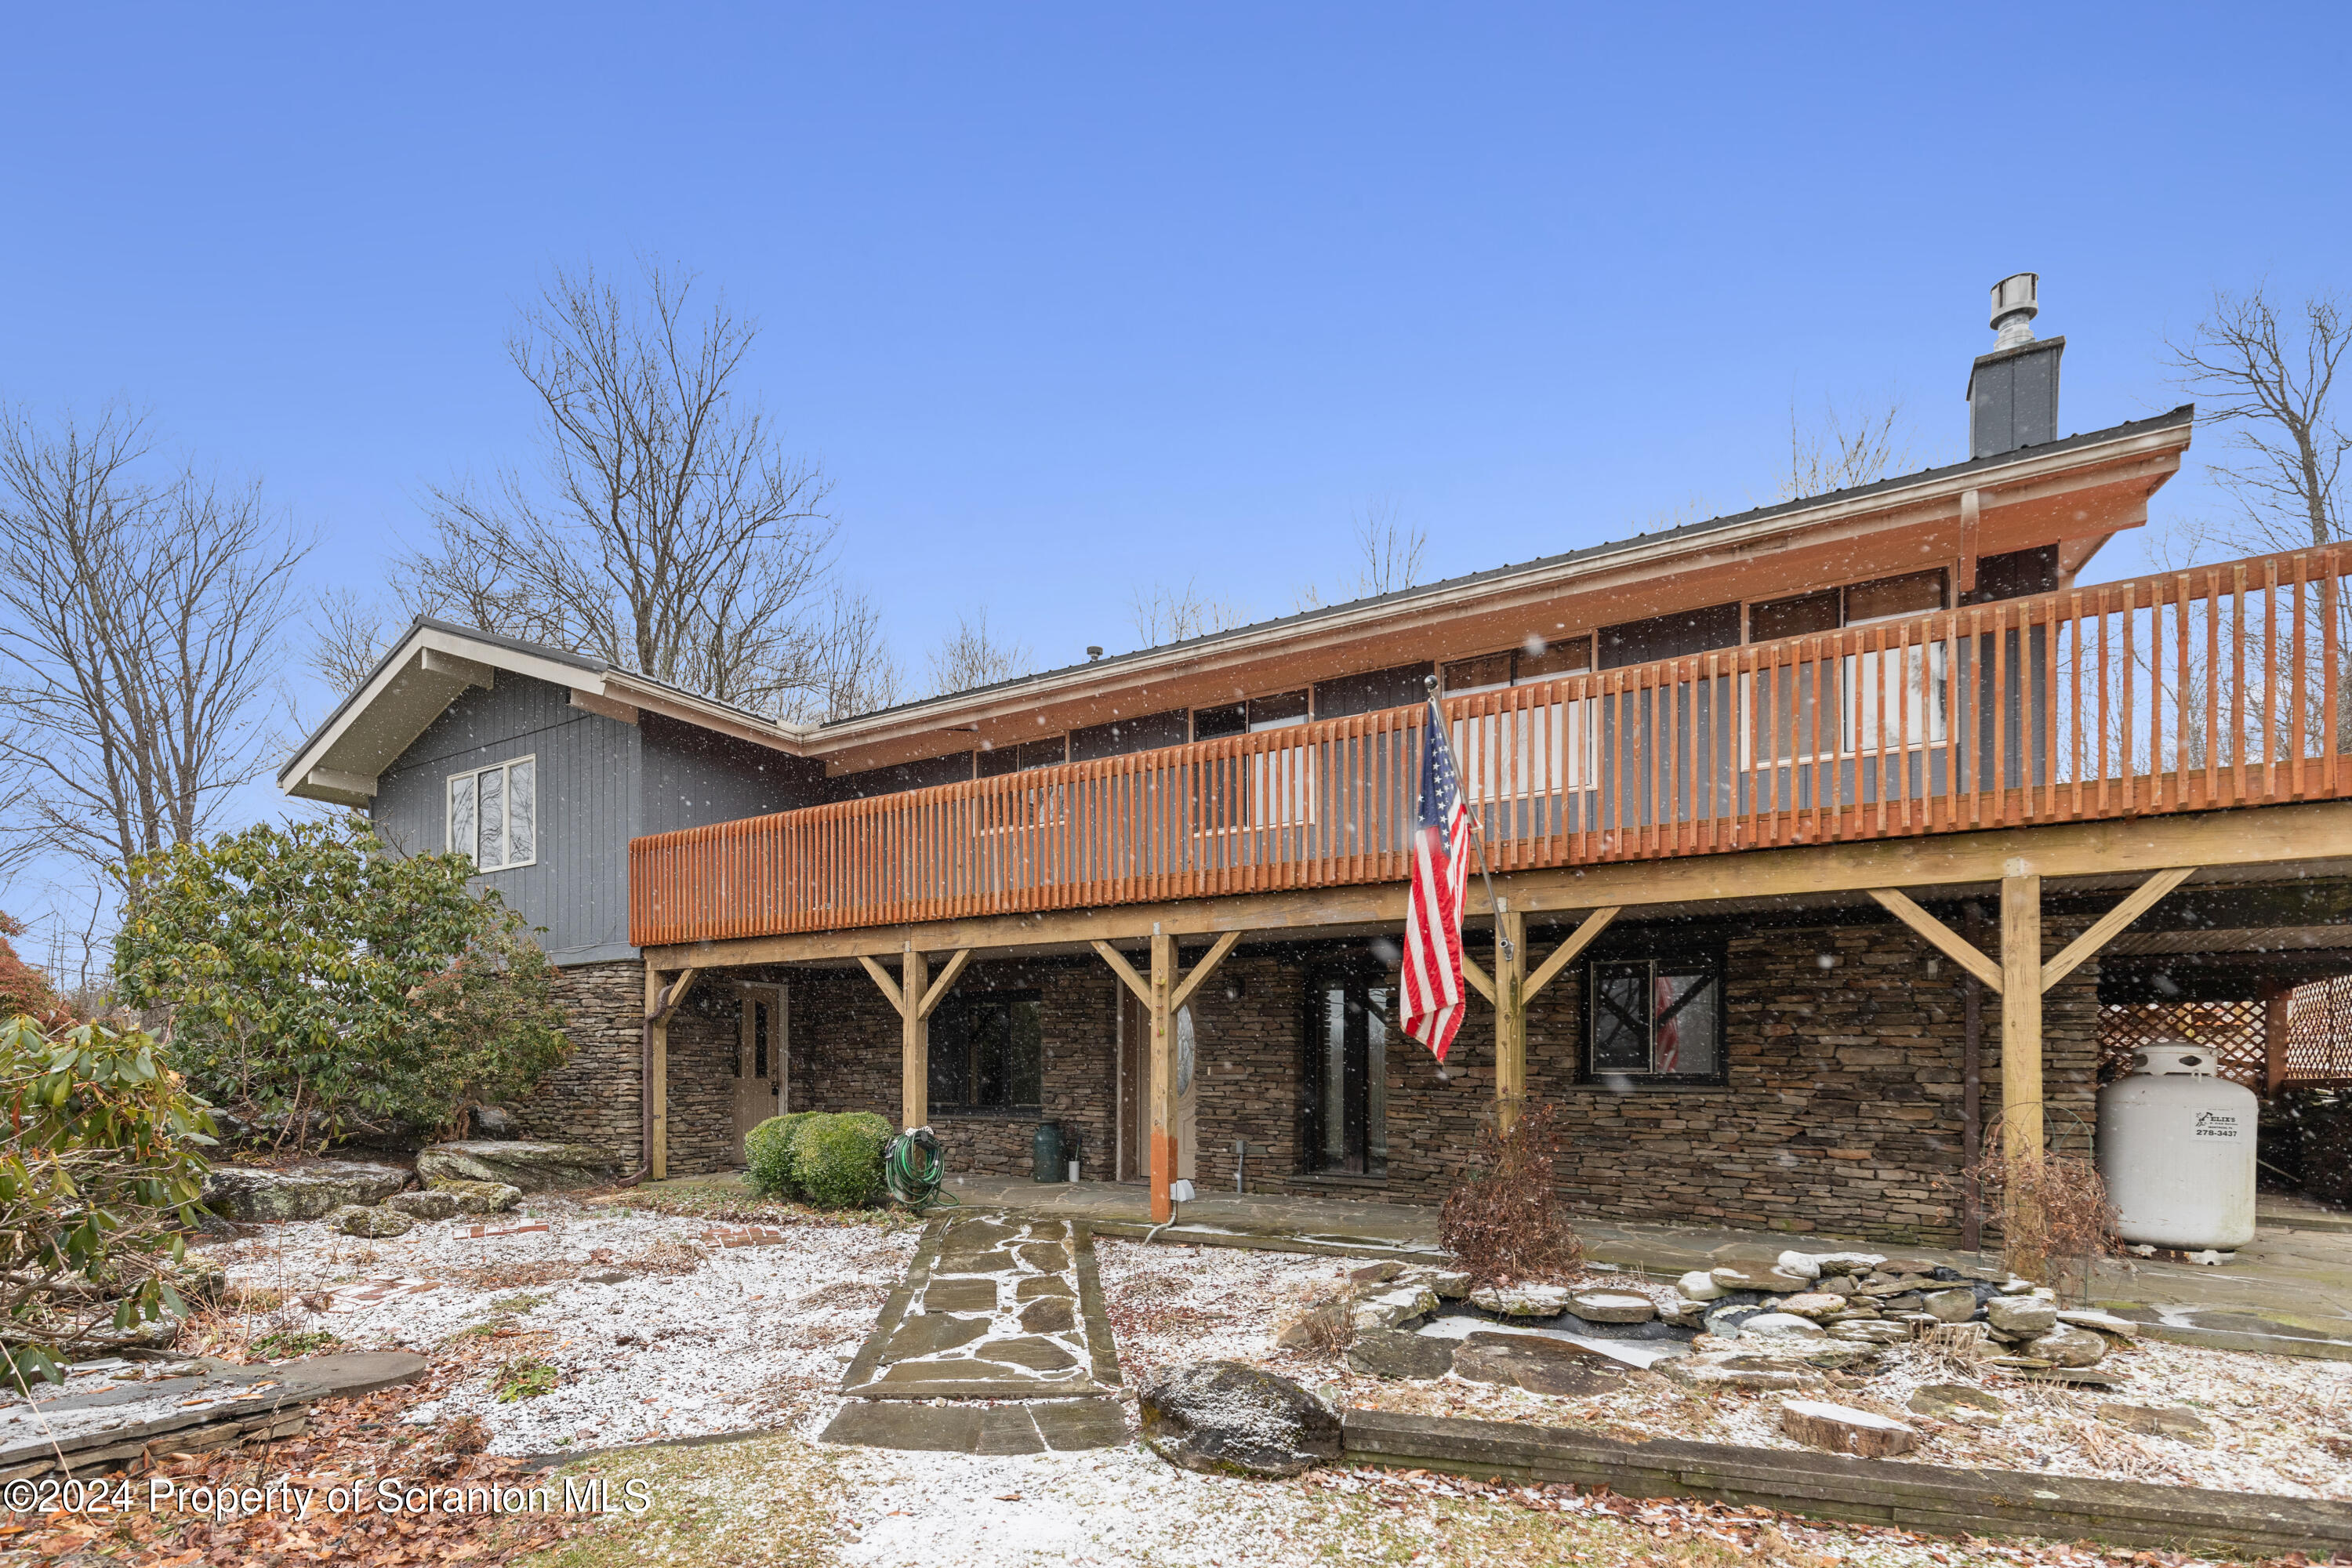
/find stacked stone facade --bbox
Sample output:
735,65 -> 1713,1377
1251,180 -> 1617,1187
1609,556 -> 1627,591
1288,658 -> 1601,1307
525,908 -> 2100,1242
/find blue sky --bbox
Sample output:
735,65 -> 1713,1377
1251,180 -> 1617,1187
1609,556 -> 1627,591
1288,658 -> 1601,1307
2,4 -> 2348,960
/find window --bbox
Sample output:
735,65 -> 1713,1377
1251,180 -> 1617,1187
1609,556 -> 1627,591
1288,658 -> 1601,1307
1586,948 -> 1724,1083
447,757 -> 536,871
929,992 -> 1043,1112
1440,638 -> 1593,695
1304,971 -> 1390,1174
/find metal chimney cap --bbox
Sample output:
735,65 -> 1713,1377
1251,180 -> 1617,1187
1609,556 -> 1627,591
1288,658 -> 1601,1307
1989,272 -> 2039,350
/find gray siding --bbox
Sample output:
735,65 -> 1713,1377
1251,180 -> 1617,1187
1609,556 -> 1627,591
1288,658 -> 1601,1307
640,714 -> 823,836
372,673 -> 642,965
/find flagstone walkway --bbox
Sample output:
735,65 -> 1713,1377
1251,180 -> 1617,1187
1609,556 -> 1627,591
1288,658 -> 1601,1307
819,1212 -> 1129,1454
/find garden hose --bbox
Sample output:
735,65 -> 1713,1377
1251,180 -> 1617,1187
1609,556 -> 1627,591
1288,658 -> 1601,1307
884,1126 -> 955,1210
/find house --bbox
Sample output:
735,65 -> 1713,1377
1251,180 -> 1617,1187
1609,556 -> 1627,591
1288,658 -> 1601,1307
282,275 -> 2352,1244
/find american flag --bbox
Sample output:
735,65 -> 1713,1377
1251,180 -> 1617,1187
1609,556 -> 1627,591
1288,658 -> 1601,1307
1401,697 -> 1472,1062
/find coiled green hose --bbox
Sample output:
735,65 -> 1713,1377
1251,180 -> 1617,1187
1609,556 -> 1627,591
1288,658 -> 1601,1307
883,1126 -> 954,1210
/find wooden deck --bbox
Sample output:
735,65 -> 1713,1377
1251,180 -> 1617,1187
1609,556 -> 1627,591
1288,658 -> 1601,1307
630,547 -> 2352,948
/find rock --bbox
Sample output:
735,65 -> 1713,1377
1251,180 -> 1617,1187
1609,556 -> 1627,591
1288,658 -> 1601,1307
1815,1276 -> 1860,1297
1346,1330 -> 1455,1381
1879,1258 -> 1941,1276
1877,1294 -> 1926,1314
2056,1308 -> 2140,1339
415,1140 -> 617,1192
1658,1294 -> 1710,1329
426,1178 -> 524,1215
1737,1312 -> 1826,1338
1348,1261 -> 1403,1285
1773,1293 -> 1849,1320
2098,1403 -> 2212,1446
2022,1324 -> 2108,1367
1709,1265 -> 1811,1294
1567,1290 -> 1657,1325
201,1160 -> 412,1223
326,1203 -> 413,1238
1724,1339 -> 1878,1372
1421,1271 -> 1473,1299
1828,1319 -> 1911,1345
1454,1334 -> 1624,1398
1780,1399 -> 1918,1457
1352,1283 -> 1439,1333
1909,1384 -> 2005,1421
581,1267 -> 630,1284
1804,1250 -> 1887,1274
1675,1269 -> 1728,1301
1659,1353 -> 1823,1392
1985,1296 -> 2059,1334
383,1190 -> 456,1221
1922,1288 -> 1980,1323
2024,1366 -> 2129,1389
1137,1361 -> 1341,1478
470,1105 -> 518,1138
1467,1283 -> 1570,1318
1773,1250 -> 1824,1282
1981,1355 -> 2055,1370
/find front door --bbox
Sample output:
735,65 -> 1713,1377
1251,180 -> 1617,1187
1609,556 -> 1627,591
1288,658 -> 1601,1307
733,985 -> 786,1163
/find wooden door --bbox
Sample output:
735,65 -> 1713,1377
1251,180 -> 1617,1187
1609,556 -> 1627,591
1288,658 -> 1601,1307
733,986 -> 786,1163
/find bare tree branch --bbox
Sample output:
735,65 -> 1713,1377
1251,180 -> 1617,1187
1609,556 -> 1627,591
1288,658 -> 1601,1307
0,404 -> 307,873
399,256 -> 844,717
2165,283 -> 2349,550
1296,498 -> 1429,611
307,586 -> 397,693
1128,577 -> 1249,648
926,608 -> 1033,697
806,584 -> 903,720
1780,393 -> 1916,500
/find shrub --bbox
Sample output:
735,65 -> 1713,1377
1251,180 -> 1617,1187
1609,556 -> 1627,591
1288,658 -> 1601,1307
791,1113 -> 891,1209
114,816 -> 569,1149
746,1112 -> 818,1197
0,1014 -> 216,1386
1438,1099 -> 1584,1287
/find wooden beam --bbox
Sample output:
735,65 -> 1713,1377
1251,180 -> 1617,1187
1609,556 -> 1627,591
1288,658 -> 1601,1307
1091,940 -> 1151,1006
1523,906 -> 1622,1002
900,948 -> 929,1132
1867,889 -> 2004,994
916,948 -> 975,1019
1170,930 -> 1244,1014
645,800 -> 2352,971
856,954 -> 905,1015
1494,907 -> 1527,1133
1458,951 -> 1497,1006
1957,488 -> 1981,595
645,962 -> 668,1181
2038,867 -> 2194,993
1149,931 -> 1176,1224
2264,981 -> 2294,1095
2001,873 -> 2043,1169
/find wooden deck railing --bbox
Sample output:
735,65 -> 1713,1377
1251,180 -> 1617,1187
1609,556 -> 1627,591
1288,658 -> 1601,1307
630,546 -> 2352,947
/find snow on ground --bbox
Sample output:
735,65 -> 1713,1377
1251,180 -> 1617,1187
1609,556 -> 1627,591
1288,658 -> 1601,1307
200,1196 -> 917,1455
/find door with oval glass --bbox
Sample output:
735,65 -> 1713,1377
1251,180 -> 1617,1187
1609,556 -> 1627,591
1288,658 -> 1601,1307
733,985 -> 786,1163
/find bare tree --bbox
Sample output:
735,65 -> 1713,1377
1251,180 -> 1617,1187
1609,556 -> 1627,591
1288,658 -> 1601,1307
808,586 -> 904,720
0,405 -> 306,871
1780,393 -> 1917,500
308,585 -> 395,692
926,608 -> 1033,696
1297,499 -> 1430,610
397,257 -> 840,717
2165,284 -> 2348,550
1128,577 -> 1249,648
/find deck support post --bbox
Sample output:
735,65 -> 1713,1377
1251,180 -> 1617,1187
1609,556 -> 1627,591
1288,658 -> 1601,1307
858,946 -> 972,1132
643,964 -> 702,1181
1092,929 -> 1244,1222
1494,906 -> 1526,1134
1999,872 -> 2043,1249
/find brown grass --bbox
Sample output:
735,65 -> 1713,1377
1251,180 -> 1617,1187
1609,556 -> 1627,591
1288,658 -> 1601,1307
1965,1127 -> 2117,1297
1439,1100 -> 1584,1287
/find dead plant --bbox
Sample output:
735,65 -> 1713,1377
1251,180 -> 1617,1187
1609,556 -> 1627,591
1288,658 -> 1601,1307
618,1238 -> 706,1276
1913,1321 -> 1991,1376
1272,1282 -> 1355,1356
1438,1099 -> 1584,1286
1964,1126 -> 2118,1298
436,1411 -> 492,1454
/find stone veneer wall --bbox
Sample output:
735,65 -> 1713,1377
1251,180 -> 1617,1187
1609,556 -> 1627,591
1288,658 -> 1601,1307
665,989 -> 743,1178
789,960 -> 1120,1180
515,958 -> 644,1167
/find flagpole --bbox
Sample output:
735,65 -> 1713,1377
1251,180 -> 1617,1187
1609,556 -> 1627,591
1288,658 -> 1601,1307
1424,674 -> 1512,961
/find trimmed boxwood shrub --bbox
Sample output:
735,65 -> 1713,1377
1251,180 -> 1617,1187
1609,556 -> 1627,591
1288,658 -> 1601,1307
791,1112 -> 893,1209
745,1112 -> 817,1198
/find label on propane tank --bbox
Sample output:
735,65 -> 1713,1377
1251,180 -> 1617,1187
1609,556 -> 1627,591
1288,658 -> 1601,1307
2191,1108 -> 2244,1139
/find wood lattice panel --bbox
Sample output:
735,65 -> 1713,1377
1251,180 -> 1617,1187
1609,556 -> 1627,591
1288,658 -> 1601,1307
2101,983 -> 2352,1090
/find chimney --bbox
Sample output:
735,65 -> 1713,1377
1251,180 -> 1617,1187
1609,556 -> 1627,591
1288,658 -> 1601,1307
1965,272 -> 2064,459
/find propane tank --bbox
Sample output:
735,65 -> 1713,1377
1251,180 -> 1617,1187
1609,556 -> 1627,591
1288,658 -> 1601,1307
2096,1040 -> 2258,1249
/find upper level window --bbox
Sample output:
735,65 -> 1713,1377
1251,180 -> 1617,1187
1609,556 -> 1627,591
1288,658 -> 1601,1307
978,736 -> 1068,778
1440,638 -> 1593,695
448,757 -> 536,872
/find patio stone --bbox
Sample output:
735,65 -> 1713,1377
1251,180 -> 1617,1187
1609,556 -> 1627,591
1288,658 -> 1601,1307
1014,1276 -> 1074,1301
883,1312 -> 990,1360
923,1278 -> 1000,1313
1019,1297 -> 1076,1334
978,1336 -> 1080,1373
